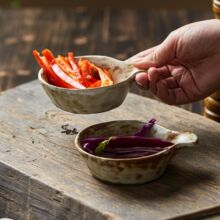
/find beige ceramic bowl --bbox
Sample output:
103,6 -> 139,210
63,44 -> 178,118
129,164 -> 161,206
75,120 -> 198,184
38,56 -> 138,114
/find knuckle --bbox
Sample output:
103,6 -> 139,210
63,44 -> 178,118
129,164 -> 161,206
151,52 -> 158,63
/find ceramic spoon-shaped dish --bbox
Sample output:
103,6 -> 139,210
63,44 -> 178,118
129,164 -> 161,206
75,120 -> 198,184
38,55 -> 140,114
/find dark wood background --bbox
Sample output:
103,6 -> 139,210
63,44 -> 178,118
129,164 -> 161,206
0,7 -> 212,113
1,0 -> 211,10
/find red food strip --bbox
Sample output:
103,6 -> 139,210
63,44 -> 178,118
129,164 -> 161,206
51,63 -> 86,89
33,50 -> 72,88
33,49 -> 113,89
42,49 -> 55,63
68,52 -> 81,75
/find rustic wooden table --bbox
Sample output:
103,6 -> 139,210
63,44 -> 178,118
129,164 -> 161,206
0,81 -> 220,220
0,8 -> 220,220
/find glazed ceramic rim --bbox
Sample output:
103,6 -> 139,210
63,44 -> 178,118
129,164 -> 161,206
38,55 -> 134,93
75,120 -> 176,162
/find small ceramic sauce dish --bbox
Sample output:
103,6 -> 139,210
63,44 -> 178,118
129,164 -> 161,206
75,120 -> 198,184
38,55 -> 139,114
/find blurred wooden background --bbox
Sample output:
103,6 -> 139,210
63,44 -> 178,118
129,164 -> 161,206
0,1 -> 213,114
1,0 -> 211,9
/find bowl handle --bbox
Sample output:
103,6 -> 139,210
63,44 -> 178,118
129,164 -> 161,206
172,132 -> 198,149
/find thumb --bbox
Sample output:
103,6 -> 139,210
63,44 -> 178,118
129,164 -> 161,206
133,33 -> 177,69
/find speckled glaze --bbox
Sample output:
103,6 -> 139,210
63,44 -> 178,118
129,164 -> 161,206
38,56 -> 137,114
75,120 -> 198,184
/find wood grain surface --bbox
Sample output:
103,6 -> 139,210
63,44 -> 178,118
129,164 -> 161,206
0,81 -> 219,220
0,8 -> 212,114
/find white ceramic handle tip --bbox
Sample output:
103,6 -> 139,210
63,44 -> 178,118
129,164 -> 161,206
173,132 -> 198,148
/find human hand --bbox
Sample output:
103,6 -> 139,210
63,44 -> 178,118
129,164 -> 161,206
128,19 -> 220,105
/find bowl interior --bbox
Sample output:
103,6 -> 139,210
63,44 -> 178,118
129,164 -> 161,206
76,120 -> 176,158
78,120 -> 172,140
76,56 -> 136,84
39,55 -> 136,89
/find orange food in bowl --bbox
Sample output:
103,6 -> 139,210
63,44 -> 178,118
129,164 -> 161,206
33,49 -> 113,89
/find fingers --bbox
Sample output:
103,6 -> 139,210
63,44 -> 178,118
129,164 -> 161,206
135,66 -> 169,92
145,67 -> 176,104
135,71 -> 149,89
170,88 -> 189,105
129,33 -> 177,69
155,79 -> 173,103
126,46 -> 158,63
148,67 -> 174,95
163,76 -> 179,89
154,79 -> 189,105
135,66 -> 189,105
